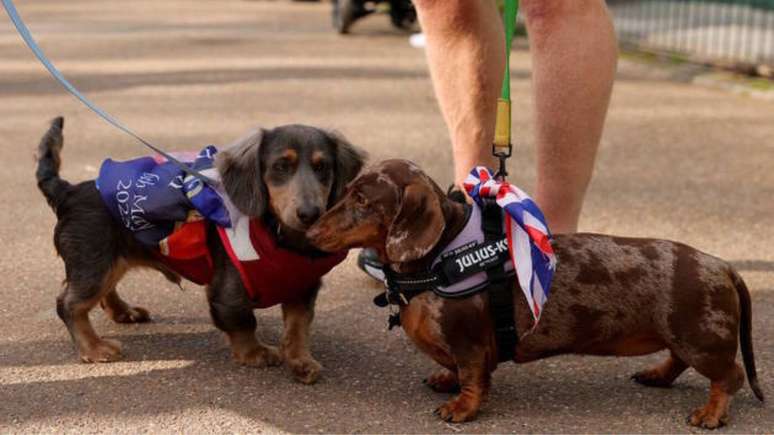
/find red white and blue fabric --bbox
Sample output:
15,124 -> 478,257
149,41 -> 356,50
463,167 -> 556,321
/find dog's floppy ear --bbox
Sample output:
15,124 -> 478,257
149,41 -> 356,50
327,131 -> 366,205
215,128 -> 267,217
386,181 -> 446,263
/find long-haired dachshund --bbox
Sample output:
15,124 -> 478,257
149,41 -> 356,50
308,159 -> 764,427
35,117 -> 365,384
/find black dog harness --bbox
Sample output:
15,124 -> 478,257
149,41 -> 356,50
374,200 -> 519,362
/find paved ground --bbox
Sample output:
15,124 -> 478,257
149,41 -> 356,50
1,0 -> 773,433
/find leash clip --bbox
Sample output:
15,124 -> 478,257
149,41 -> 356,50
383,266 -> 408,306
492,142 -> 512,181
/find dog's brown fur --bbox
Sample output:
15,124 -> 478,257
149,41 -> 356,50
308,159 -> 764,427
36,117 -> 365,384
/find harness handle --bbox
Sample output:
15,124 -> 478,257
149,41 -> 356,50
493,0 -> 519,180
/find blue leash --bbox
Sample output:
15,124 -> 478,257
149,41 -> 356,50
2,0 -> 217,185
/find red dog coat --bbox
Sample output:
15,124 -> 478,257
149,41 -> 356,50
98,148 -> 347,308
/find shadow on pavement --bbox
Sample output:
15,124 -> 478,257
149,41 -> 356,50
0,66 -> 454,97
1,292 -> 771,433
732,260 -> 774,273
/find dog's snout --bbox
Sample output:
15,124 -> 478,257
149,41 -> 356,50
297,205 -> 321,225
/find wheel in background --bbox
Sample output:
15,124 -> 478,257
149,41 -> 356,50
333,0 -> 357,34
388,0 -> 416,30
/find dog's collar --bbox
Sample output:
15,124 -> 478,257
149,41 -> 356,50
263,213 -> 334,259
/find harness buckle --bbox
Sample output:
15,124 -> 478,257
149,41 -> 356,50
385,290 -> 409,306
383,281 -> 409,306
430,261 -> 451,287
383,265 -> 411,306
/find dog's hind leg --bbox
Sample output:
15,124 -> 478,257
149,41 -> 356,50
690,365 -> 745,429
424,368 -> 460,393
281,286 -> 322,384
100,288 -> 150,324
687,361 -> 745,429
631,352 -> 688,388
670,295 -> 744,428
57,261 -> 128,363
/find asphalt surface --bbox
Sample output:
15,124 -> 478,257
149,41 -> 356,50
1,1 -> 773,433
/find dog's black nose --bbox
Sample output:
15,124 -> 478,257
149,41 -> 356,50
297,206 -> 321,225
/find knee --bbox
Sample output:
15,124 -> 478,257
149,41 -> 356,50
412,0 -> 483,30
522,0 -> 605,28
412,0 -> 466,13
521,0 -> 563,21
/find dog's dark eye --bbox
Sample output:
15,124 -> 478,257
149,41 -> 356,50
272,159 -> 291,173
312,161 -> 329,174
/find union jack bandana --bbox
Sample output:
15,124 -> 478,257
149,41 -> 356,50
463,167 -> 557,321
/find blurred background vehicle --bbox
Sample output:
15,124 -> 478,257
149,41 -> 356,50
331,0 -> 415,34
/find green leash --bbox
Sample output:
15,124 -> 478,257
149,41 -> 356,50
493,0 -> 518,179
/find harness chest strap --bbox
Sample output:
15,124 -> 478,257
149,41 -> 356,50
480,199 -> 518,362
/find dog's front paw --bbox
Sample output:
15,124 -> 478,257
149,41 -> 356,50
688,405 -> 728,430
434,396 -> 480,423
287,356 -> 322,385
233,345 -> 282,368
424,370 -> 460,393
111,306 -> 151,324
79,338 -> 122,363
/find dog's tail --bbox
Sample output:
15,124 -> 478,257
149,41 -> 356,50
731,269 -> 765,402
36,117 -> 71,211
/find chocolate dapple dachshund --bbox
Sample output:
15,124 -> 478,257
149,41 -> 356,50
307,159 -> 764,428
36,117 -> 365,384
